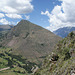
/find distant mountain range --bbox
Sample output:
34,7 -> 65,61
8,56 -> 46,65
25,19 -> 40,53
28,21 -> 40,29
53,27 -> 75,38
1,20 -> 62,63
0,25 -> 13,39
0,25 -> 13,31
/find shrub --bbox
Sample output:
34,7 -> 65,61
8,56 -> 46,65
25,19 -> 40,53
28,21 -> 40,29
51,54 -> 59,61
34,72 -> 41,75
62,48 -> 69,55
64,52 -> 71,60
69,32 -> 74,37
0,44 -> 2,47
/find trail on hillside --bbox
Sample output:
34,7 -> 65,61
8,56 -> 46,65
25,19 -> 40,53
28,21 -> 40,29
0,67 -> 10,71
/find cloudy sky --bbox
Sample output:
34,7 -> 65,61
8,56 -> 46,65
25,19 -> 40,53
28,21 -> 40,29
0,0 -> 75,31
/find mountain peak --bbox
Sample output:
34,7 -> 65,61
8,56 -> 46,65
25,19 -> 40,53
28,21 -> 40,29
2,20 -> 62,63
20,19 -> 29,22
18,19 -> 30,24
16,20 -> 34,28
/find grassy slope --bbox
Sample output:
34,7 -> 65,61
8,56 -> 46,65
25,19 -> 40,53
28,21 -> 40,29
34,32 -> 75,75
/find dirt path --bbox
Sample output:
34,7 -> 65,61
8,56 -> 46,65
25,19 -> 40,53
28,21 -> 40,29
0,67 -> 10,71
33,66 -> 39,74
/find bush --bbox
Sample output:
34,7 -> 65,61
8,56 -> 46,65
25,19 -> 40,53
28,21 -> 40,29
64,52 -> 71,60
62,48 -> 69,55
0,44 -> 2,47
51,54 -> 59,61
69,32 -> 74,37
34,72 -> 41,75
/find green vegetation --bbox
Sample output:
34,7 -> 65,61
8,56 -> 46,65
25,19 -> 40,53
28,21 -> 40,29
0,47 -> 37,75
34,32 -> 75,75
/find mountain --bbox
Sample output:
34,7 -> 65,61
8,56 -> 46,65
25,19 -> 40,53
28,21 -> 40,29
35,31 -> 75,75
0,25 -> 13,31
0,32 -> 74,75
1,20 -> 62,63
53,27 -> 75,38
0,25 -> 14,39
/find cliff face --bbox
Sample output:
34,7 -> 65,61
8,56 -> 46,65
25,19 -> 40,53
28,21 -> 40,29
35,31 -> 75,75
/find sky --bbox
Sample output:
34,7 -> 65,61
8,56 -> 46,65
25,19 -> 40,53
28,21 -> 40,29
0,0 -> 75,32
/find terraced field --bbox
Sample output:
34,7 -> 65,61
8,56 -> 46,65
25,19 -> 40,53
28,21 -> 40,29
0,47 -> 37,75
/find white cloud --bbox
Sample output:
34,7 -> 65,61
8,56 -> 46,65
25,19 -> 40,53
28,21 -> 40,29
0,0 -> 33,14
41,0 -> 75,32
25,15 -> 30,20
41,11 -> 51,17
0,18 -> 10,25
6,14 -> 22,19
10,21 -> 17,25
0,13 -> 5,18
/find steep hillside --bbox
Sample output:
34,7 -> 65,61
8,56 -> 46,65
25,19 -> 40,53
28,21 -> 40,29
1,20 -> 62,63
53,27 -> 75,38
35,31 -> 75,75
